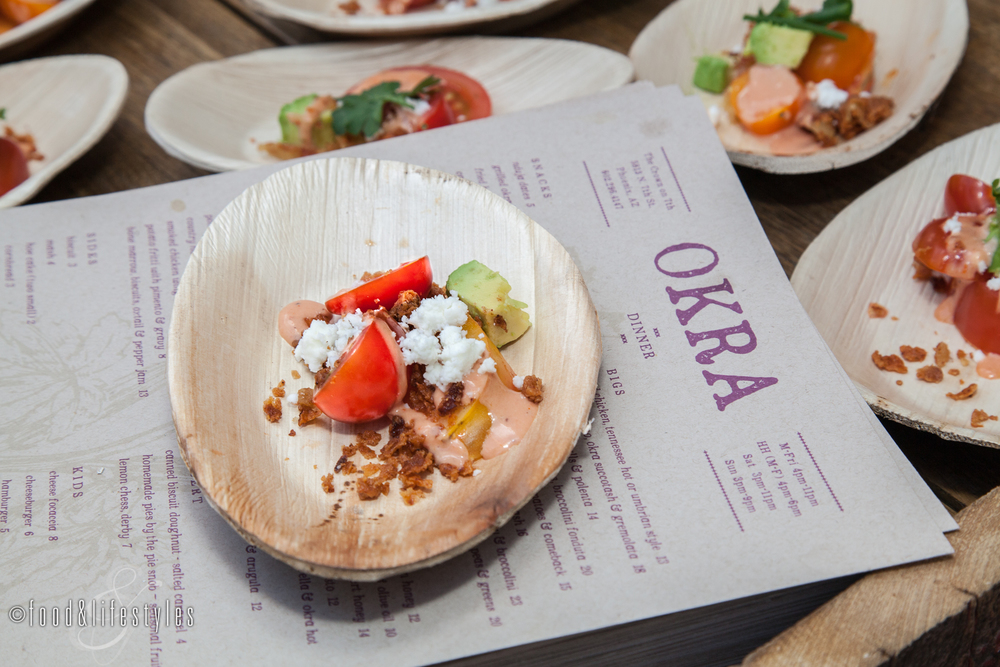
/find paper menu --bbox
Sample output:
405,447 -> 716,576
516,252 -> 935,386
0,84 -> 951,666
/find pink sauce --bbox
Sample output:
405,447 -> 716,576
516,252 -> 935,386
391,354 -> 538,467
278,300 -> 330,346
976,353 -> 1000,380
766,126 -> 822,156
735,65 -> 801,123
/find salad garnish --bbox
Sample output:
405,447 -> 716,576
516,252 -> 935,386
743,0 -> 853,40
333,75 -> 440,138
987,178 -> 1000,275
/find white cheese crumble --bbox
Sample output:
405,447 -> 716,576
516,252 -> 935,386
582,418 -> 594,436
512,375 -> 524,390
987,276 -> 1000,291
942,215 -> 963,235
472,469 -> 482,477
478,357 -> 497,374
399,295 -> 486,388
974,349 -> 986,362
294,310 -> 368,373
809,79 -> 849,109
979,260 -> 989,274
409,98 -> 431,116
707,105 -> 722,126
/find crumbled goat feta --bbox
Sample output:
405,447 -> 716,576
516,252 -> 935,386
512,375 -> 524,390
987,276 -> 1000,291
974,349 -> 986,362
294,310 -> 368,373
979,260 -> 989,274
400,295 -> 486,388
478,357 -> 497,374
809,79 -> 849,109
942,215 -> 963,235
707,105 -> 722,126
409,98 -> 431,116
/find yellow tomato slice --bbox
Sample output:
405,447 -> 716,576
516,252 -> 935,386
728,65 -> 803,136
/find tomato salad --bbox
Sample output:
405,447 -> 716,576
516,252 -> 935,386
273,257 -> 542,503
692,0 -> 894,155
0,107 -> 42,198
911,174 -> 1000,378
335,0 -> 516,17
259,66 -> 491,160
0,0 -> 59,34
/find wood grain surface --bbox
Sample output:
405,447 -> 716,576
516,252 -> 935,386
13,0 -> 1000,662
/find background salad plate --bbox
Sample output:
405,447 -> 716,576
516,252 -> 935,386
167,157 -> 602,580
239,0 -> 581,37
0,54 -> 127,209
145,37 -> 634,173
791,123 -> 1000,449
628,0 -> 968,174
0,0 -> 99,61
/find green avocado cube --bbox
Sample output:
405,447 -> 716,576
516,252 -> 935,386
746,22 -> 814,68
278,94 -> 317,145
692,55 -> 730,94
446,260 -> 531,348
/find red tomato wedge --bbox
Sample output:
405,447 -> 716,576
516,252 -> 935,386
0,136 -> 29,197
325,256 -> 432,315
944,174 -> 995,216
912,215 -> 994,281
954,277 -> 1000,355
312,318 -> 407,423
346,66 -> 492,124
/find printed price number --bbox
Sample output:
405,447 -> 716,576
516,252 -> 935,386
633,564 -> 646,574
580,565 -> 593,576
385,628 -> 397,638
509,595 -> 523,607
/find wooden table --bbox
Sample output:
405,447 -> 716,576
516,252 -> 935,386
15,0 -> 1000,663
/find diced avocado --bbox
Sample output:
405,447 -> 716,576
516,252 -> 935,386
278,94 -> 317,145
692,55 -> 730,94
746,22 -> 814,68
311,108 -> 336,152
446,261 -> 531,348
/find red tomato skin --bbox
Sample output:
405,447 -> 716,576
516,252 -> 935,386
795,21 -> 875,92
346,66 -> 491,124
953,277 -> 1000,355
419,92 -> 456,130
0,136 -> 29,197
912,216 -> 990,281
313,319 -> 406,423
325,256 -> 432,315
944,174 -> 995,216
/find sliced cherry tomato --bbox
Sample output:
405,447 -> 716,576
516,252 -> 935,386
912,215 -> 993,281
346,66 -> 492,124
944,174 -> 995,216
0,0 -> 57,24
795,21 -> 875,93
953,277 -> 1000,355
312,318 -> 407,423
0,136 -> 29,197
728,65 -> 802,136
325,256 -> 432,315
379,0 -> 434,15
418,92 -> 457,130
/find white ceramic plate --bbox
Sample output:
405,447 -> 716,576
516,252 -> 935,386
0,54 -> 128,209
0,0 -> 99,61
241,0 -> 580,37
168,157 -> 602,580
791,123 -> 1000,449
629,0 -> 968,174
145,37 -> 634,172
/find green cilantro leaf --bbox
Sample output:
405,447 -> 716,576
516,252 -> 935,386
988,179 -> 1000,275
330,76 -> 443,139
744,0 -> 851,39
0,108 -> 5,120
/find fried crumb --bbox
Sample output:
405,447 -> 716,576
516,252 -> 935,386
389,289 -> 421,320
494,314 -> 508,332
916,366 -> 943,383
867,303 -> 888,318
297,388 -> 323,426
971,409 -> 998,428
321,474 -> 335,493
289,430 -> 296,437
358,444 -> 377,460
271,380 -> 286,397
947,384 -> 978,400
934,342 -> 950,368
291,370 -> 301,379
338,0 -> 360,12
314,464 -> 317,470
896,380 -> 903,386
357,478 -> 388,500
521,375 -> 545,402
957,350 -> 970,367
948,368 -> 961,376
263,396 -> 282,422
899,346 -> 926,363
427,282 -> 447,297
872,351 -> 907,374
891,316 -> 899,321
